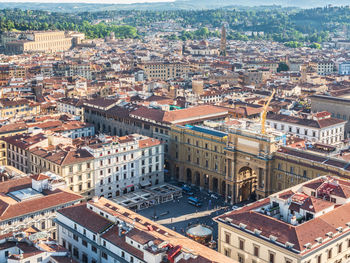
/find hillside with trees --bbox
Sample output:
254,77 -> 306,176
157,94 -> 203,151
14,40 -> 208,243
0,6 -> 350,42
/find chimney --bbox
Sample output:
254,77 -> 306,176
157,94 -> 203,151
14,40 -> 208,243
118,224 -> 123,237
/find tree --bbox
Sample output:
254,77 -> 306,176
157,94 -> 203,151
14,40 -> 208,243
284,41 -> 303,48
277,62 -> 289,72
309,43 -> 321,49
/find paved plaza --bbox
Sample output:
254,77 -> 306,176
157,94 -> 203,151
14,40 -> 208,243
138,184 -> 251,246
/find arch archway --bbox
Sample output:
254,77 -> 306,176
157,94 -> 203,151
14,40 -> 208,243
212,177 -> 218,193
175,166 -> 180,180
195,172 -> 200,186
186,168 -> 192,184
238,166 -> 257,201
203,174 -> 209,190
221,181 -> 226,196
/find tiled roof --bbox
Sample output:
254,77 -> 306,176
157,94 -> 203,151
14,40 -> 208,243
267,113 -> 345,128
102,226 -> 145,259
30,147 -> 94,166
0,180 -> 83,220
3,133 -> 47,150
163,105 -> 228,123
58,203 -> 113,234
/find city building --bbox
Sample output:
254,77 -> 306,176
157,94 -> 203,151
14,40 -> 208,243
46,121 -> 95,139
0,172 -> 83,239
215,176 -> 350,263
266,112 -> 346,144
338,61 -> 350,75
139,61 -> 191,80
53,61 -> 92,80
0,64 -> 27,85
83,99 -> 229,177
83,134 -> 164,199
170,118 -> 350,203
4,133 -> 49,173
0,99 -> 40,120
3,31 -> 84,55
170,124 -> 227,195
29,144 -> 94,197
310,95 -> 350,138
56,196 -> 236,263
0,227 -> 78,263
57,97 -> 85,119
316,61 -> 335,75
170,120 -> 284,203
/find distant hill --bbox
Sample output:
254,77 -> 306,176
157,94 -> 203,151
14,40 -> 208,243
0,0 -> 349,12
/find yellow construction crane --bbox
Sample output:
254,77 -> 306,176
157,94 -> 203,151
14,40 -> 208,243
261,89 -> 276,134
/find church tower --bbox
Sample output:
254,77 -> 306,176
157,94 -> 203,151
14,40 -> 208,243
220,24 -> 227,57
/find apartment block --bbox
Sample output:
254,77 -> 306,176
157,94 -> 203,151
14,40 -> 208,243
215,176 -> 350,263
0,172 -> 83,239
83,134 -> 164,199
56,197 -> 236,263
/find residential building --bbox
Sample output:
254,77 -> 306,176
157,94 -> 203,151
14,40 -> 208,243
0,99 -> 40,120
310,95 -> 350,138
3,133 -> 49,173
56,197 -> 236,263
215,175 -> 350,263
316,61 -> 335,75
338,61 -> 350,75
83,134 -> 164,199
0,172 -> 83,239
53,61 -> 92,80
83,98 -> 229,178
29,145 -> 94,197
41,121 -> 95,139
139,61 -> 191,80
266,112 -> 346,144
57,98 -> 85,119
0,227 -> 78,263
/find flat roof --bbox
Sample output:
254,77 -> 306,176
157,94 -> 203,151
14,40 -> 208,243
185,125 -> 228,138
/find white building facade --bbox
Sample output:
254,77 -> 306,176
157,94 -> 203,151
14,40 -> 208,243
83,134 -> 164,199
267,113 -> 346,144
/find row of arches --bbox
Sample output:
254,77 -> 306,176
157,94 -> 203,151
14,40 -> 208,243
178,166 -> 256,202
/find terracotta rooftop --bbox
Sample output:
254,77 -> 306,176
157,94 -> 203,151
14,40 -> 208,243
0,177 -> 83,221
215,177 -> 350,255
267,113 -> 346,129
58,203 -> 113,234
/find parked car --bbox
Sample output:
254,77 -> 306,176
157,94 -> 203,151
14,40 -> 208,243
188,196 -> 202,207
182,185 -> 194,196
